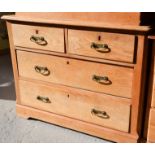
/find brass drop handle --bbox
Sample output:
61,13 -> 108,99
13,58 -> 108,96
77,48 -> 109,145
30,35 -> 48,46
92,75 -> 112,85
34,65 -> 50,76
91,42 -> 111,53
91,109 -> 110,119
37,96 -> 51,103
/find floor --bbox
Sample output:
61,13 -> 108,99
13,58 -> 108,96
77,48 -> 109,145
0,53 -> 109,143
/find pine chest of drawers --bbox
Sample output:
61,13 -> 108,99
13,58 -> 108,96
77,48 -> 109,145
3,12 -> 155,142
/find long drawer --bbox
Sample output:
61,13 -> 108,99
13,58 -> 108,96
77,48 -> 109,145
17,50 -> 133,98
68,29 -> 136,63
19,80 -> 131,132
12,24 -> 65,53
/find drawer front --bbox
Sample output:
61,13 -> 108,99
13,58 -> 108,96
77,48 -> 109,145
19,80 -> 131,132
12,24 -> 64,53
68,29 -> 136,63
148,109 -> 155,142
17,51 -> 133,98
17,50 -> 133,98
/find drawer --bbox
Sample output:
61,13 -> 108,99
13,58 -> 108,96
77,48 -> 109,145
12,24 -> 64,53
68,29 -> 136,63
148,108 -> 155,142
17,50 -> 133,98
19,80 -> 131,132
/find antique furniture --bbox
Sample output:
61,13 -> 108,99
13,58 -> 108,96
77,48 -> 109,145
3,12 -> 155,142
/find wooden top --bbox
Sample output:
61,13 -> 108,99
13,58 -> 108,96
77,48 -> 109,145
2,12 -> 155,33
14,12 -> 155,26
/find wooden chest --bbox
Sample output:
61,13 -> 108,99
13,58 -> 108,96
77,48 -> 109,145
2,12 -> 155,142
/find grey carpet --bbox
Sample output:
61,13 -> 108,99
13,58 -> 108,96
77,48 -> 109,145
0,53 -> 109,143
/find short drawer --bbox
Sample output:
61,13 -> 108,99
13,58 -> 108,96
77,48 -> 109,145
17,50 -> 133,98
68,29 -> 136,63
19,80 -> 131,132
148,109 -> 155,142
12,24 -> 64,53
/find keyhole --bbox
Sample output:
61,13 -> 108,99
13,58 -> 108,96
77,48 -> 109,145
67,94 -> 70,98
35,30 -> 39,34
98,35 -> 101,41
66,61 -> 70,64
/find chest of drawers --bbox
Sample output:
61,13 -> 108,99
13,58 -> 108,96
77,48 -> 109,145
3,12 -> 155,142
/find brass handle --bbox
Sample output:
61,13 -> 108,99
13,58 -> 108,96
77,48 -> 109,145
91,109 -> 110,119
37,96 -> 51,103
30,35 -> 48,46
91,42 -> 111,53
34,66 -> 50,76
92,75 -> 112,85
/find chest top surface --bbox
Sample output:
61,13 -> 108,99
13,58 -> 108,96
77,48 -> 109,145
2,12 -> 155,34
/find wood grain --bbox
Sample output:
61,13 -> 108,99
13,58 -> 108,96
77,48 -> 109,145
16,104 -> 138,142
148,109 -> 155,142
130,36 -> 148,137
15,46 -> 135,68
6,22 -> 21,103
151,53 -> 155,108
3,13 -> 152,142
19,80 -> 131,132
17,50 -> 134,98
12,24 -> 65,53
68,29 -> 135,63
2,15 -> 151,33
15,12 -> 141,26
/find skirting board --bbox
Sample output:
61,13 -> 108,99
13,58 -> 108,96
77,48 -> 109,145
16,104 -> 138,143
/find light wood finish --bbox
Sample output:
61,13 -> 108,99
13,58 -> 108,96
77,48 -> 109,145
2,15 -> 152,33
16,12 -> 142,26
4,12 -> 154,143
16,103 -> 138,142
17,50 -> 133,98
148,109 -> 155,142
68,29 -> 135,63
149,109 -> 155,129
15,46 -> 135,68
130,36 -> 148,136
6,22 -> 21,104
19,80 -> 131,132
12,24 -> 65,53
148,125 -> 155,142
151,57 -> 155,108
14,12 -> 155,27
